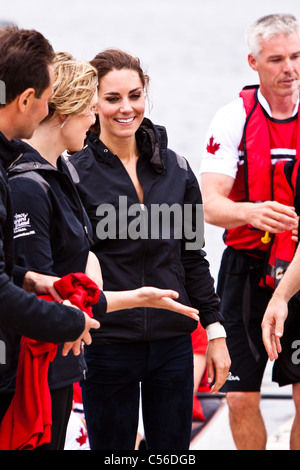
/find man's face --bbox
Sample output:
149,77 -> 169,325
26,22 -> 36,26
21,65 -> 54,139
249,32 -> 300,100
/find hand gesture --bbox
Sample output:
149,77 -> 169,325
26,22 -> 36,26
206,337 -> 231,394
261,296 -> 288,361
61,304 -> 100,356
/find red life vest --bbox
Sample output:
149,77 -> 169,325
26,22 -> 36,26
224,86 -> 300,253
260,159 -> 299,289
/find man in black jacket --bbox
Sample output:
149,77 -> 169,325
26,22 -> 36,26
0,25 -> 100,370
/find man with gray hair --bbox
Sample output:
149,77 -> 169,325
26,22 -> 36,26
200,13 -> 300,449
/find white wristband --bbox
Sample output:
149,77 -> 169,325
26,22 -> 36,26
206,322 -> 227,341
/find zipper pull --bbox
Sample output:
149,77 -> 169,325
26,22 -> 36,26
261,232 -> 271,244
84,225 -> 93,244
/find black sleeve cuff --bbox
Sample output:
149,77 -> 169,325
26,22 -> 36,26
12,265 -> 28,288
92,291 -> 108,319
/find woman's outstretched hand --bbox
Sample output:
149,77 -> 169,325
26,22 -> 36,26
135,287 -> 199,321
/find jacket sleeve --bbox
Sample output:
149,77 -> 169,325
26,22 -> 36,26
0,274 -> 85,342
92,291 -> 108,319
12,265 -> 28,288
181,162 -> 224,328
0,178 -> 85,342
9,177 -> 55,275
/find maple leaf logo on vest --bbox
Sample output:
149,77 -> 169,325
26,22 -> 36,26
206,136 -> 220,155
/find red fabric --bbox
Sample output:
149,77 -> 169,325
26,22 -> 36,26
197,370 -> 210,393
191,322 -> 208,355
73,382 -> 83,406
193,395 -> 206,421
192,324 -> 210,395
259,160 -> 298,289
0,273 -> 100,450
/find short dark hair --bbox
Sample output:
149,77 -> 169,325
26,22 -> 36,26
0,25 -> 54,107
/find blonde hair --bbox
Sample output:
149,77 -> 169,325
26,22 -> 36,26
45,51 -> 98,121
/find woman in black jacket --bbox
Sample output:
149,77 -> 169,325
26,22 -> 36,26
8,53 -> 199,450
68,49 -> 230,450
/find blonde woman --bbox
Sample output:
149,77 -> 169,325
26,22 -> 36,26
7,53 -> 199,450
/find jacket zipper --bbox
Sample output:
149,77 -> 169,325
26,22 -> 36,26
118,158 -> 149,340
140,203 -> 149,340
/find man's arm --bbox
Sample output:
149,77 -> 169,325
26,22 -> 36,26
262,243 -> 300,361
201,172 -> 298,232
206,337 -> 231,394
0,272 -> 85,341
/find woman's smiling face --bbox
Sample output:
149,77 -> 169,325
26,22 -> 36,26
96,68 -> 145,143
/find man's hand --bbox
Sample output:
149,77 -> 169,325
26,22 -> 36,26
248,201 -> 298,234
201,173 -> 298,232
261,296 -> 288,361
23,271 -> 62,301
291,216 -> 299,243
61,306 -> 100,357
206,337 -> 231,394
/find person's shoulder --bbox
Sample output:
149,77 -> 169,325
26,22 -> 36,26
67,145 -> 96,173
213,97 -> 245,122
163,148 -> 190,175
206,97 -> 246,145
64,144 -> 99,186
9,175 -> 51,211
68,144 -> 92,164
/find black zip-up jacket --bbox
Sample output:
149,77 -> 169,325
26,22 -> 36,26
68,118 -> 223,344
0,133 -> 85,391
6,144 -> 107,391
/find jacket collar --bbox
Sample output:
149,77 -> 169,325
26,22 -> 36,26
8,141 -> 60,175
0,131 -> 25,170
88,118 -> 167,174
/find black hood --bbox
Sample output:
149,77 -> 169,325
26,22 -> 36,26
136,118 -> 167,173
88,117 -> 168,174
